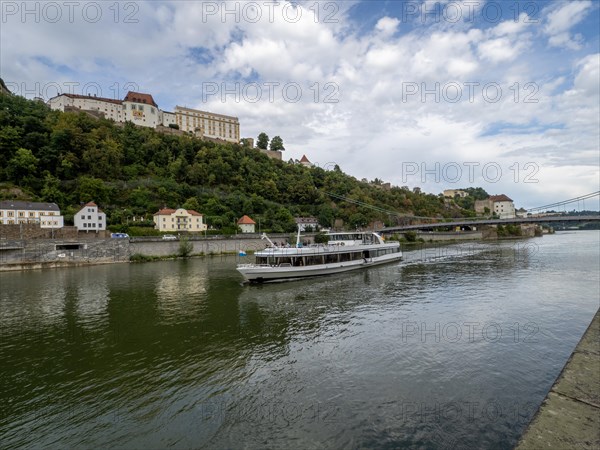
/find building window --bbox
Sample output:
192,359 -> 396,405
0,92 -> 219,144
81,215 -> 85,219
29,212 -> 35,217
18,212 -> 24,217
8,211 -> 13,217
83,223 -> 87,228
88,215 -> 92,219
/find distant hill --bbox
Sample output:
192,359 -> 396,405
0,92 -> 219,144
0,93 -> 465,232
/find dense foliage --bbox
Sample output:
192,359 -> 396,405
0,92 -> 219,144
0,94 -> 464,232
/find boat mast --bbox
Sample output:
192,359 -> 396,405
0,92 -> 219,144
296,224 -> 302,247
261,233 -> 275,247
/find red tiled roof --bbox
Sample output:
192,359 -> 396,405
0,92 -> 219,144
154,208 -> 203,216
85,201 -> 97,207
54,93 -> 123,105
295,217 -> 318,223
124,91 -> 158,107
154,208 -> 177,216
299,154 -> 311,163
490,194 -> 513,202
238,215 -> 256,225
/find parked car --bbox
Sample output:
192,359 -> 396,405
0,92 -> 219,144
111,233 -> 130,239
162,234 -> 177,240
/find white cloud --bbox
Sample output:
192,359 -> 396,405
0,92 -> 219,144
544,0 -> 593,49
478,38 -> 521,63
375,16 -> 400,36
1,0 -> 598,208
492,14 -> 532,37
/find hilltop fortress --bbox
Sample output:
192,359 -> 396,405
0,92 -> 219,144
48,91 -> 240,143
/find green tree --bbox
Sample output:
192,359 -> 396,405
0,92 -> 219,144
270,136 -> 284,151
76,176 -> 109,204
183,197 -> 200,211
314,232 -> 329,244
257,132 -> 269,150
7,148 -> 39,183
349,213 -> 368,229
40,173 -> 65,205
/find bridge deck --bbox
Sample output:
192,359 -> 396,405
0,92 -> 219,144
383,215 -> 600,232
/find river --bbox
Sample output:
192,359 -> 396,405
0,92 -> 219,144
1,231 -> 598,449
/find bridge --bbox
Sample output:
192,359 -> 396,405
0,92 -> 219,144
382,215 -> 600,233
324,190 -> 600,233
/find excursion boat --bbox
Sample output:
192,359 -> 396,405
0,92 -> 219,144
237,231 -> 402,283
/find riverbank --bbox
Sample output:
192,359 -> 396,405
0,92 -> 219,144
0,233 -> 543,272
516,309 -> 600,449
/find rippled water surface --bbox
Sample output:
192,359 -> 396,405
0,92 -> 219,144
1,231 -> 599,449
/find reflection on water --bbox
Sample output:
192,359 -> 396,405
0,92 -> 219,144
154,261 -> 208,324
0,232 -> 598,449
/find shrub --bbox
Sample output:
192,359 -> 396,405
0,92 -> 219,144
178,237 -> 193,257
404,231 -> 417,242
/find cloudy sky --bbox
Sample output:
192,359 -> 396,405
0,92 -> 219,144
2,0 -> 599,210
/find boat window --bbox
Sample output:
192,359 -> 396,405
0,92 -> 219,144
325,254 -> 338,264
305,255 -> 324,266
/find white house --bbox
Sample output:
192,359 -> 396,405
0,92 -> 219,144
122,91 -> 161,128
74,201 -> 106,232
173,105 -> 240,142
489,195 -> 516,219
516,208 -> 528,218
237,215 -> 256,233
153,208 -> 207,232
299,155 -> 313,167
47,93 -> 125,122
443,189 -> 468,198
295,217 -> 319,231
0,200 -> 64,227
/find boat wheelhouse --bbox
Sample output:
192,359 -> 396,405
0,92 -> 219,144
237,231 -> 402,283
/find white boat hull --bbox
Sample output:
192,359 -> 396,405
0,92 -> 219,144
237,252 -> 402,282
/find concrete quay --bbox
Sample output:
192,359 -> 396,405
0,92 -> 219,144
516,309 -> 600,449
